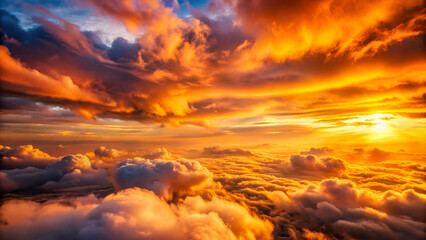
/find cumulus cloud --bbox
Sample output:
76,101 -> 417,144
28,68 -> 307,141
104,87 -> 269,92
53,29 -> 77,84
0,188 -> 273,240
270,179 -> 426,239
281,155 -> 347,178
93,146 -> 119,158
0,145 -> 57,169
87,0 -> 212,80
142,147 -> 176,160
0,154 -> 108,192
114,158 -> 213,199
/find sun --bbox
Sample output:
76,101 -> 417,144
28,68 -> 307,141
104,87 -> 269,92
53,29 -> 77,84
340,113 -> 396,140
365,113 -> 394,131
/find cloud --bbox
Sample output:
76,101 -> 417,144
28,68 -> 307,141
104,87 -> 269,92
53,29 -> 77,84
202,146 -> 254,157
228,0 -> 425,65
87,0 -> 212,75
0,8 -> 214,126
107,37 -> 140,63
0,5 -> 425,131
93,146 -> 119,158
0,145 -> 57,169
0,154 -> 108,192
114,158 -> 214,199
349,148 -> 392,162
300,147 -> 335,157
270,179 -> 426,239
86,0 -> 173,33
281,155 -> 347,178
367,148 -> 392,162
0,144 -> 425,239
142,148 -> 176,160
0,45 -> 104,106
0,188 -> 273,240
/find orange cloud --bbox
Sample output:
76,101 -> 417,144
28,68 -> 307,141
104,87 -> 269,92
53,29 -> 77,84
228,0 -> 425,67
0,46 -> 97,102
0,188 -> 274,240
114,158 -> 214,199
0,145 -> 57,169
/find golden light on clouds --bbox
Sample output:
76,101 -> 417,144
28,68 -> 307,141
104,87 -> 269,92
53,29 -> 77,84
0,0 -> 425,239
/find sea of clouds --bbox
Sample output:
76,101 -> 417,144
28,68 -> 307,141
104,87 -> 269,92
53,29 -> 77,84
1,145 -> 425,240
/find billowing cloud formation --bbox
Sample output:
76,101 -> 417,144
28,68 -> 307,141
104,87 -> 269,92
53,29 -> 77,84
229,0 -> 425,63
0,154 -> 108,192
0,145 -> 57,169
142,147 -> 175,160
271,179 -> 426,239
114,158 -> 213,199
94,146 -> 119,158
282,155 -> 347,178
0,188 -> 273,240
0,144 -> 425,240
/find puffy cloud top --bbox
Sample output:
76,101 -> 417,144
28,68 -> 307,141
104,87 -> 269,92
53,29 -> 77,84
0,154 -> 106,192
0,188 -> 274,240
94,146 -> 119,158
271,179 -> 426,239
114,158 -> 213,199
58,154 -> 92,172
142,148 -> 174,160
0,145 -> 57,169
283,155 -> 347,177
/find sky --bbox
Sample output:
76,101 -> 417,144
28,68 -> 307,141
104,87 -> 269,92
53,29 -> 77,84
0,0 -> 425,240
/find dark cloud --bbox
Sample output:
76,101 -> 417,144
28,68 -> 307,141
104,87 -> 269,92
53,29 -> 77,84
0,154 -> 108,192
107,37 -> 140,63
0,97 -> 40,111
271,179 -> 426,240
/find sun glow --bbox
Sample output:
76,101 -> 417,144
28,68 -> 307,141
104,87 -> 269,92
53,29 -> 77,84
342,113 -> 396,140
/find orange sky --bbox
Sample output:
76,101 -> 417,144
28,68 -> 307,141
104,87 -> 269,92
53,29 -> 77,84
1,1 -> 426,239
0,0 -> 425,156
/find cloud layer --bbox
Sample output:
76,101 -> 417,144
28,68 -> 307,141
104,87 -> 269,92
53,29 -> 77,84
1,188 -> 273,240
271,179 -> 426,239
0,145 -> 425,240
